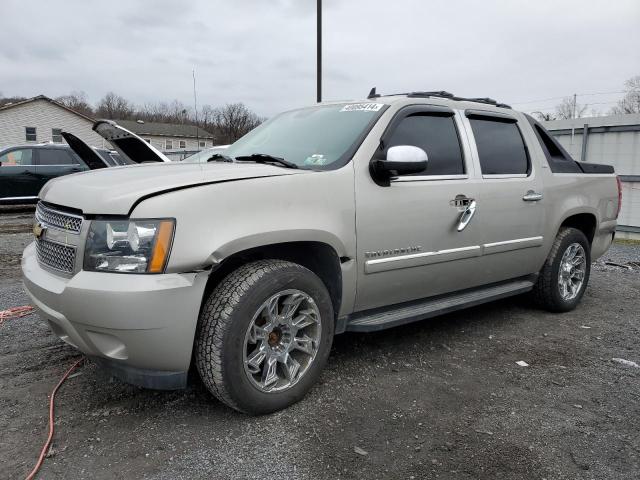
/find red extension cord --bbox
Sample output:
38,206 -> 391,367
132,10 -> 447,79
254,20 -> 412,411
24,357 -> 85,480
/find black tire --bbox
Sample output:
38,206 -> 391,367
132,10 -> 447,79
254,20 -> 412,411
532,227 -> 591,312
195,260 -> 334,414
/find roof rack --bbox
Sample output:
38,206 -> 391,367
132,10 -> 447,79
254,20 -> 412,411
367,87 -> 511,109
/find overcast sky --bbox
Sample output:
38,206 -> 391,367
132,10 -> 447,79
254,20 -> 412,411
1,0 -> 638,117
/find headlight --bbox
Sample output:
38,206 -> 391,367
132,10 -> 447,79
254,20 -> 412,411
84,219 -> 175,273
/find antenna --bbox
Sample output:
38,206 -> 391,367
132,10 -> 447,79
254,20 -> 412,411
193,69 -> 199,151
367,87 -> 380,99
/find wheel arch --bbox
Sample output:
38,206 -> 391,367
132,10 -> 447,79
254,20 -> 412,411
558,211 -> 597,245
203,240 -> 345,321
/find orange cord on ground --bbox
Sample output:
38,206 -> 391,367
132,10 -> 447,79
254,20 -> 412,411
0,305 -> 34,325
25,357 -> 85,480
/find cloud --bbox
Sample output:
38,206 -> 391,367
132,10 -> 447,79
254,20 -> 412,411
0,0 -> 638,116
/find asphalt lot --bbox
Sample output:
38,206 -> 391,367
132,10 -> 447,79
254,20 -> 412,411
1,207 -> 639,479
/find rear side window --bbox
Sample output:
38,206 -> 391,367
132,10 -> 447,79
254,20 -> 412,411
470,119 -> 529,175
386,114 -> 464,175
38,149 -> 78,165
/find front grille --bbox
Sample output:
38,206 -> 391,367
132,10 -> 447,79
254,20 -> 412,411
36,238 -> 76,273
36,202 -> 83,233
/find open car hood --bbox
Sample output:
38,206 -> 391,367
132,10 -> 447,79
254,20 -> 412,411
61,132 -> 109,170
92,120 -> 172,164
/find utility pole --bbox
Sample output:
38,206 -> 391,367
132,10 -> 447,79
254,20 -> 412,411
193,69 -> 199,150
572,93 -> 577,119
317,0 -> 322,103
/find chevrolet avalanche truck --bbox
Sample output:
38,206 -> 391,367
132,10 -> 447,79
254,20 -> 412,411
22,90 -> 621,414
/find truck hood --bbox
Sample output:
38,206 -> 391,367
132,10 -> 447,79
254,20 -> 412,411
39,162 -> 306,215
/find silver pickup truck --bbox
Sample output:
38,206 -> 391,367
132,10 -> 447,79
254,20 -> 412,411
22,91 -> 621,414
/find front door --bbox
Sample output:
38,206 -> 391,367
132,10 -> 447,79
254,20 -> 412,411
0,148 -> 37,200
354,106 -> 485,311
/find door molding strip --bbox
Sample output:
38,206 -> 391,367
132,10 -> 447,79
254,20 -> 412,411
365,245 -> 481,274
482,236 -> 544,255
364,236 -> 544,274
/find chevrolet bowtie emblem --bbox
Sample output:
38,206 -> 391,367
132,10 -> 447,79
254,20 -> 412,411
33,222 -> 46,239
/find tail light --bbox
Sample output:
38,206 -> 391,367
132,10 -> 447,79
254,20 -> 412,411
616,176 -> 622,219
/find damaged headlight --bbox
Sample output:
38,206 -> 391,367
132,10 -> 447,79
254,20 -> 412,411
84,219 -> 175,273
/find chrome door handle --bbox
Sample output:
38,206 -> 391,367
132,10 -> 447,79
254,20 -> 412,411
523,191 -> 543,202
457,199 -> 477,232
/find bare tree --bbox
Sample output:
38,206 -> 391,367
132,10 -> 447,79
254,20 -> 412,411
96,92 -> 135,119
55,91 -> 94,117
610,75 -> 640,114
212,103 -> 263,143
555,96 -> 589,120
0,94 -> 27,108
533,111 -> 557,121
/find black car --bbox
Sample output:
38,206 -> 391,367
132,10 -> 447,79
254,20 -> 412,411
0,142 -> 128,204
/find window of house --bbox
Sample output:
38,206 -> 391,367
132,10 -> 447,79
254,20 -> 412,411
0,148 -> 34,166
384,114 -> 465,176
38,149 -> 78,165
199,141 -> 206,148
469,118 -> 529,175
165,139 -> 173,150
52,128 -> 63,143
25,127 -> 37,142
179,140 -> 186,149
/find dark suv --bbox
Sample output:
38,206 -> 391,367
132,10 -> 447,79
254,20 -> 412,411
0,143 -> 126,204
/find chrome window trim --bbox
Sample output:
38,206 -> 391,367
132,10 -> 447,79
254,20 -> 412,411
392,174 -> 469,182
481,173 -> 529,179
0,196 -> 38,201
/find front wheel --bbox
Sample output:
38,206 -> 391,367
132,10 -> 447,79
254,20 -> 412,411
195,260 -> 334,414
532,227 -> 591,312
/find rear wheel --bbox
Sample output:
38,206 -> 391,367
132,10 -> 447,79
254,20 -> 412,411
195,260 -> 334,414
533,227 -> 591,312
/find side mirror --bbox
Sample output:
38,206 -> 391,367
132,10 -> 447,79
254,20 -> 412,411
370,145 -> 428,186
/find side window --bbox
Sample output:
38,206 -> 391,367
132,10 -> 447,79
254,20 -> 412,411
38,149 -> 78,165
469,119 -> 529,175
385,114 -> 465,176
52,128 -> 63,143
0,149 -> 34,166
25,127 -> 37,141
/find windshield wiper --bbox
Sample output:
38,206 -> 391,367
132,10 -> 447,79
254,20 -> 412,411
234,153 -> 298,169
207,153 -> 233,162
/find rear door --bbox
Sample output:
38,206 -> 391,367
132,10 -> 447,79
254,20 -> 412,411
0,147 -> 38,201
463,110 -> 546,282
61,132 -> 109,169
34,148 -> 86,193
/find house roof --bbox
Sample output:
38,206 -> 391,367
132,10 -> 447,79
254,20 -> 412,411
116,119 -> 214,139
0,95 -> 95,122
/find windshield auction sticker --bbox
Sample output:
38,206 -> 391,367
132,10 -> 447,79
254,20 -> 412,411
340,103 -> 384,112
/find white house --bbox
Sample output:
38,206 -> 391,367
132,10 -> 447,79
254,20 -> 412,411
0,95 -> 217,160
0,95 -> 107,149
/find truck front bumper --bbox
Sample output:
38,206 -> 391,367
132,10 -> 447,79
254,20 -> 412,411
21,242 -> 208,389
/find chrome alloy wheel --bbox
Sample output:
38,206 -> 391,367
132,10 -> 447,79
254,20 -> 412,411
243,289 -> 321,393
558,242 -> 587,301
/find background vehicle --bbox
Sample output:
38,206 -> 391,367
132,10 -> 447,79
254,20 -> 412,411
22,92 -> 619,414
0,143 -> 119,204
181,145 -> 230,163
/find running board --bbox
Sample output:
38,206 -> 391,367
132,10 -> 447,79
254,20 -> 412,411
345,278 -> 535,333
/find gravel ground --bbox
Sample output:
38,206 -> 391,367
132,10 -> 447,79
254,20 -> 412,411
0,211 -> 638,479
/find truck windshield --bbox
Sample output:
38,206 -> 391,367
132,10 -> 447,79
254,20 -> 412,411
224,103 -> 385,169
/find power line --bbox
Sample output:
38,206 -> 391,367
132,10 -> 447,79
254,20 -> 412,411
511,90 -> 625,105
